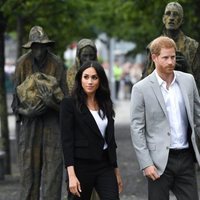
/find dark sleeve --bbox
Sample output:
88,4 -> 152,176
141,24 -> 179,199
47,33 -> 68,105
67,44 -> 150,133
11,60 -> 23,121
107,116 -> 118,168
112,119 -> 118,168
60,97 -> 75,167
192,45 -> 200,94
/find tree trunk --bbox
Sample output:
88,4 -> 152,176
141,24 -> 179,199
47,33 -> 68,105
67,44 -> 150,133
0,11 -> 11,174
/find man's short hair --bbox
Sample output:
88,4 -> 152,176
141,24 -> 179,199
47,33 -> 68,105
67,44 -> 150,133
149,36 -> 177,55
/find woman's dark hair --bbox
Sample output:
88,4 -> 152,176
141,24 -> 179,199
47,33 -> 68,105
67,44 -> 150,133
71,61 -> 115,118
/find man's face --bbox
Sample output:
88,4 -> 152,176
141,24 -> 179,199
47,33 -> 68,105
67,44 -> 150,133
152,47 -> 176,75
79,46 -> 96,66
162,5 -> 183,30
31,43 -> 48,61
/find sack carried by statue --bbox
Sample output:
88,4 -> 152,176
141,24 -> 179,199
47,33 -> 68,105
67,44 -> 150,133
17,72 -> 64,106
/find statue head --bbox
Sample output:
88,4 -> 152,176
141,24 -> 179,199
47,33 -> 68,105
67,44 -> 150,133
31,43 -> 48,62
162,2 -> 183,31
22,26 -> 54,49
76,39 -> 97,67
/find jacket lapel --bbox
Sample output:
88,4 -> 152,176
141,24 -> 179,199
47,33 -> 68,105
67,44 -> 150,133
149,71 -> 168,118
175,72 -> 192,125
105,116 -> 114,143
81,105 -> 104,138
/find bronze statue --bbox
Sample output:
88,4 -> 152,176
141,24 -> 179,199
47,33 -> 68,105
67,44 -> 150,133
11,26 -> 68,200
67,38 -> 97,93
146,2 -> 200,92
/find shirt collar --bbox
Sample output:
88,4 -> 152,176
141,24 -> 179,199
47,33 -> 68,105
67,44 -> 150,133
155,70 -> 176,87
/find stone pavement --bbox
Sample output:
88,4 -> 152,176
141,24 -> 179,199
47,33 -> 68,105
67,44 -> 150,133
0,97 -> 200,200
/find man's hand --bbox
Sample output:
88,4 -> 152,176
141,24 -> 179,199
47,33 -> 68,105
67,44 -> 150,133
37,84 -> 54,107
18,101 -> 46,117
143,165 -> 160,181
175,51 -> 188,72
37,84 -> 60,111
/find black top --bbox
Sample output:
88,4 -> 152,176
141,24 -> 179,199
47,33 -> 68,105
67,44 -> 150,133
60,97 -> 118,167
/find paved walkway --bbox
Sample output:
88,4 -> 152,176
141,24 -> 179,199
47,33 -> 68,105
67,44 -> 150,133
0,97 -> 200,199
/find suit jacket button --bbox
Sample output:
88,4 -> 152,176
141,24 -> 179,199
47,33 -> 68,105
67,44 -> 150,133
167,132 -> 170,136
166,146 -> 169,149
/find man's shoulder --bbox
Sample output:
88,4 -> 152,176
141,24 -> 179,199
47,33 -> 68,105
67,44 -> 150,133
175,71 -> 194,82
178,30 -> 199,50
134,73 -> 153,89
47,51 -> 63,64
184,35 -> 199,48
17,51 -> 31,63
175,70 -> 193,77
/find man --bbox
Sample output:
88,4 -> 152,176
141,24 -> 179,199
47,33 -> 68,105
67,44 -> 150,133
130,36 -> 200,200
12,26 -> 68,200
67,38 -> 97,93
146,2 -> 200,92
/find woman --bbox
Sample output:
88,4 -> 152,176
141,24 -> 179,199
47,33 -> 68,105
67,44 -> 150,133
60,61 -> 122,200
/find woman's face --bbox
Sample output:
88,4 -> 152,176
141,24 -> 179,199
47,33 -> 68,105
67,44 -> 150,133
81,67 -> 99,96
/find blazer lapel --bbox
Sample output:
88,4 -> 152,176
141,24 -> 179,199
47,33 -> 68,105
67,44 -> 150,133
149,71 -> 168,118
106,116 -> 114,144
81,105 -> 104,138
175,72 -> 192,125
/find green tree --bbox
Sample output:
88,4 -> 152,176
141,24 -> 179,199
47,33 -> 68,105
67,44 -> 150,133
3,0 -> 200,55
88,0 -> 200,54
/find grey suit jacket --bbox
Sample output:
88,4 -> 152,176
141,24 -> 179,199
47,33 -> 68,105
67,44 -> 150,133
130,70 -> 200,175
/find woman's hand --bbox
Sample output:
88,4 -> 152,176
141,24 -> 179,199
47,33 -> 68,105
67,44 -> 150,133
115,168 -> 123,193
67,166 -> 82,197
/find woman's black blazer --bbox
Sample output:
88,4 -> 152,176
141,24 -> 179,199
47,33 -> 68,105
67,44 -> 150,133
60,97 -> 118,168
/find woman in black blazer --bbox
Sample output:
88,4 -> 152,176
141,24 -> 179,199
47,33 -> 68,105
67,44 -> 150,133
60,61 -> 122,200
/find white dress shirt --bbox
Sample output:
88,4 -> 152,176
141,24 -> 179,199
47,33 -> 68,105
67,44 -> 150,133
90,110 -> 108,149
155,70 -> 189,149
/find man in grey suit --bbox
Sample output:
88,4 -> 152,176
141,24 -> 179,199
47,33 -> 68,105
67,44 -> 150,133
130,36 -> 200,200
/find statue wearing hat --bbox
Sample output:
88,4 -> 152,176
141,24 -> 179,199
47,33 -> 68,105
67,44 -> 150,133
146,2 -> 200,92
12,26 -> 68,200
67,38 -> 97,93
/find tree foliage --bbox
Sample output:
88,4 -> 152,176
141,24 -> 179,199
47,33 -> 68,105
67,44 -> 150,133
1,0 -> 200,56
88,0 -> 200,54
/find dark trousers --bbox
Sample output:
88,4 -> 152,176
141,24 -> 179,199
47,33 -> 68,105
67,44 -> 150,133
68,152 -> 119,200
148,148 -> 199,200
